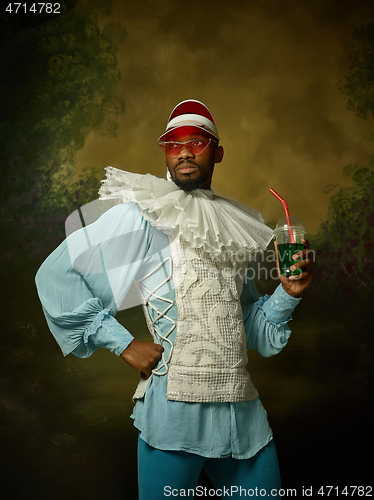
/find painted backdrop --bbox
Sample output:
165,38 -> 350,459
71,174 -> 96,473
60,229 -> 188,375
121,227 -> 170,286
1,0 -> 373,498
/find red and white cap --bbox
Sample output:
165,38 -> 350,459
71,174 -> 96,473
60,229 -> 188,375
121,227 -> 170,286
158,99 -> 219,142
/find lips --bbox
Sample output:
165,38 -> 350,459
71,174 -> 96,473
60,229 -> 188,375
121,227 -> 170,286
176,162 -> 198,173
178,167 -> 197,173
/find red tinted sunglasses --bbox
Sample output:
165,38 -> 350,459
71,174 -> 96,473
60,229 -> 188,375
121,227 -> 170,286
158,138 -> 217,157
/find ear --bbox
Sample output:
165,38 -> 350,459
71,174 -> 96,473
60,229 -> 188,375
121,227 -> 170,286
214,145 -> 224,164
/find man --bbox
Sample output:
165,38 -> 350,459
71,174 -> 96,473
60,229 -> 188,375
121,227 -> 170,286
36,100 -> 314,499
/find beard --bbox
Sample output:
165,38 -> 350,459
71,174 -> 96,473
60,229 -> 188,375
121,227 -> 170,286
168,162 -> 211,192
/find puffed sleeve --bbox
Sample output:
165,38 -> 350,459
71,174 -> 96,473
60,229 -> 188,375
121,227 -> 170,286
35,202 -> 149,358
240,273 -> 302,357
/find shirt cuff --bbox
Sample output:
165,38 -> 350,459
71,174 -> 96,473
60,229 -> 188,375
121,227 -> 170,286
84,309 -> 134,356
256,284 -> 302,327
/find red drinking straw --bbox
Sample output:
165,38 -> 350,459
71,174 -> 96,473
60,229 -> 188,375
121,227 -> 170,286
269,188 -> 295,243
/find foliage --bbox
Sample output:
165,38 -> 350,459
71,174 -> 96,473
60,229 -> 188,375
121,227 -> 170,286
308,24 -> 374,317
309,157 -> 374,311
0,7 -> 132,497
338,23 -> 374,120
0,1 -> 126,275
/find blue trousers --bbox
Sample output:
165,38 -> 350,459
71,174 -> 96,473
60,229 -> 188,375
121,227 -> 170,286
137,437 -> 281,499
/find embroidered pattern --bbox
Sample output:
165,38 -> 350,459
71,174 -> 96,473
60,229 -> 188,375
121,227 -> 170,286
83,308 -> 111,346
166,236 -> 259,403
256,285 -> 301,327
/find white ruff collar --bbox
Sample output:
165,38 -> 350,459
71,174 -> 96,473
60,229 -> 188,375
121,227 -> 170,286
98,167 -> 274,258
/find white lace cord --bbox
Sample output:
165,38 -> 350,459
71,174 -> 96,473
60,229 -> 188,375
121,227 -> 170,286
137,255 -> 176,376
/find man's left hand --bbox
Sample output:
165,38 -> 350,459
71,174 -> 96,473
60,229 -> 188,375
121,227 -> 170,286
275,239 -> 314,298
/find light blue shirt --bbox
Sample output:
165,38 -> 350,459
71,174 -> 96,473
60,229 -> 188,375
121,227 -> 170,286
35,202 -> 301,460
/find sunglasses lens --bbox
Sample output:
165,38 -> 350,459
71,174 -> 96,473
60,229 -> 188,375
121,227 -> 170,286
159,139 -> 211,157
190,140 -> 210,155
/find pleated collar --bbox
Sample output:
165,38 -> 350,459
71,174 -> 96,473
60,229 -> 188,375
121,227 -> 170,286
98,167 -> 274,258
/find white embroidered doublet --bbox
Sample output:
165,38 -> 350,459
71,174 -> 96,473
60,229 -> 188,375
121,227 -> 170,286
166,235 -> 259,403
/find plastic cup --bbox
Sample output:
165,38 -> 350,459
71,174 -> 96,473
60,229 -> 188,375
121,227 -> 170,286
273,216 -> 307,277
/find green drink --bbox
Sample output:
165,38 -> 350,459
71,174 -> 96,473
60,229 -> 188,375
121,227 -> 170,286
277,243 -> 306,277
273,216 -> 307,278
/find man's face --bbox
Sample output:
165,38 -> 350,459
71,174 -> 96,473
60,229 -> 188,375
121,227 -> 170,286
165,132 -> 224,191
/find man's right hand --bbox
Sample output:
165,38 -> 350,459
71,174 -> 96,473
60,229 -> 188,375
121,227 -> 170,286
120,339 -> 164,379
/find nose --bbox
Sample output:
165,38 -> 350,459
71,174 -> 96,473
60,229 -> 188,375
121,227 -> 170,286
178,145 -> 195,159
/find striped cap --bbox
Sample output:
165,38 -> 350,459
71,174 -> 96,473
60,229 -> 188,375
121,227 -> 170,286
158,99 -> 219,142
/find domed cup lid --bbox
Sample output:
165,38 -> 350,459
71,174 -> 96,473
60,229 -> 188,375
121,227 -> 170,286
273,216 -> 306,235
